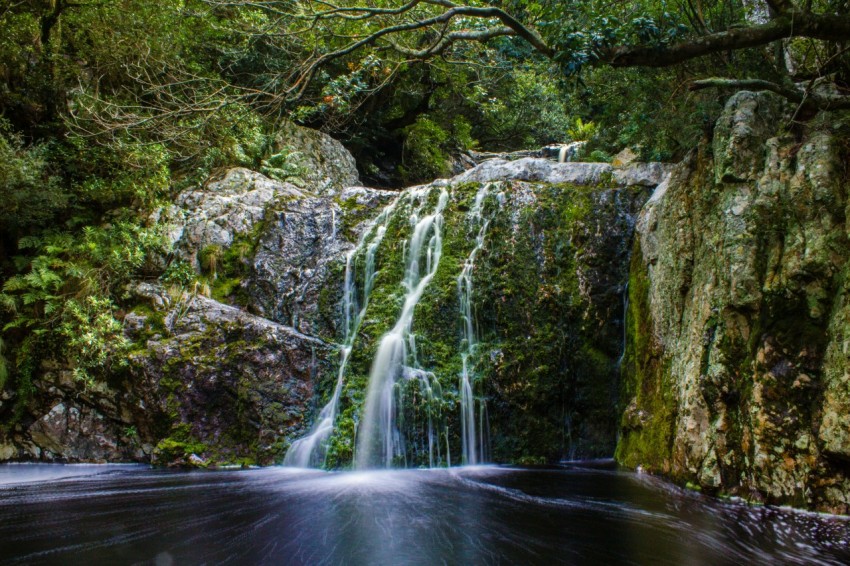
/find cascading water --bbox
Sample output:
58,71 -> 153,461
558,146 -> 568,163
283,199 -> 399,467
457,185 -> 495,465
557,141 -> 587,163
355,188 -> 449,469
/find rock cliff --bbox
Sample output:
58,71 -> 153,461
616,91 -> 850,513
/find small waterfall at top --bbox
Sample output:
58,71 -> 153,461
355,188 -> 449,469
557,141 -> 587,163
283,199 -> 399,467
457,186 -> 495,465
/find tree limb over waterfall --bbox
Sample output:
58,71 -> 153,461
202,0 -> 850,112
605,12 -> 850,68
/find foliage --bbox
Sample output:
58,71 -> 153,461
566,118 -> 596,142
399,116 -> 453,182
60,296 -> 130,389
1,221 -> 166,395
0,337 -> 8,390
0,120 -> 67,237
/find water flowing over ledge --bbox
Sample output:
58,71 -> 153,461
280,160 -> 662,471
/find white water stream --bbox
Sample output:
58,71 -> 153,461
457,186 -> 496,465
355,188 -> 448,469
283,198 -> 399,467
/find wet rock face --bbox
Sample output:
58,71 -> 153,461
28,403 -> 123,462
473,180 -> 653,461
248,186 -> 397,339
128,292 -> 336,466
1,366 -> 149,463
617,91 -> 850,513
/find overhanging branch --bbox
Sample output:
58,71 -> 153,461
606,12 -> 850,67
689,77 -> 850,111
285,4 -> 552,99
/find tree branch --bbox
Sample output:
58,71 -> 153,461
689,77 -> 850,110
285,4 -> 551,99
606,12 -> 850,67
390,27 -> 515,58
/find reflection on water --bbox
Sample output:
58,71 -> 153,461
0,463 -> 145,486
0,463 -> 848,565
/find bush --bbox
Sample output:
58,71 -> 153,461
0,120 -> 67,237
399,116 -> 453,182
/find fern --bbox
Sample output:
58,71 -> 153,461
0,293 -> 17,313
17,236 -> 43,250
566,117 -> 597,142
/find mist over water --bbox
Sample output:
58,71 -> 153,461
2,464 -> 849,565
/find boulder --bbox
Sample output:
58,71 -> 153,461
164,168 -> 303,269
128,290 -> 337,466
272,121 -> 360,195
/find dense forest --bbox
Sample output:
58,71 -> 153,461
1,0 -> 849,448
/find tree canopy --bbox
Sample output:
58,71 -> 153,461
195,0 -> 850,111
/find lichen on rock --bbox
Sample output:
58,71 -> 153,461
617,91 -> 850,513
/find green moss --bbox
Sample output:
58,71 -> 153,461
153,423 -> 208,466
128,303 -> 167,345
314,180 -> 631,468
206,219 -> 268,306
614,239 -> 677,474
211,276 -> 243,302
476,184 -> 582,461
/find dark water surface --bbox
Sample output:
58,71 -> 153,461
1,462 -> 848,565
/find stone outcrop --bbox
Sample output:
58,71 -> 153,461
160,168 -> 304,270
453,157 -> 672,187
0,367 -> 146,463
272,120 -> 360,194
127,288 -> 336,466
616,91 -> 850,513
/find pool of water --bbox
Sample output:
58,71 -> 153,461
0,462 -> 848,565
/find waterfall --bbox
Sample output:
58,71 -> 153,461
558,146 -> 568,163
557,141 -> 587,163
355,188 -> 449,469
283,198 -> 399,467
457,186 -> 494,465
